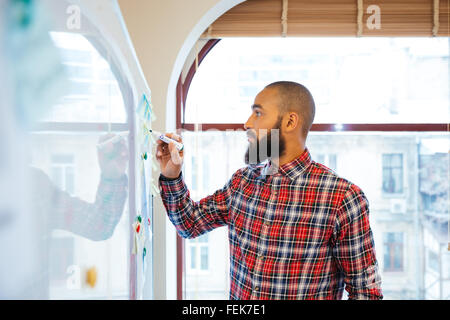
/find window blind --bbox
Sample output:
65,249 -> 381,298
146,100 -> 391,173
201,0 -> 449,37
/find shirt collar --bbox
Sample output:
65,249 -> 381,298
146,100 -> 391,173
262,147 -> 312,181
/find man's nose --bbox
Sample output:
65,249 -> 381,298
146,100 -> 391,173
244,117 -> 253,130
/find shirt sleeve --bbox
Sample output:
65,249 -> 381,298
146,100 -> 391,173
32,167 -> 128,241
332,183 -> 383,300
159,170 -> 241,239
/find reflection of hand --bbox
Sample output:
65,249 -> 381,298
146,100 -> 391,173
97,133 -> 129,180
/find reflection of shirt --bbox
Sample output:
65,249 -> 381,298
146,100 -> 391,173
31,167 -> 128,240
159,148 -> 383,300
28,167 -> 128,298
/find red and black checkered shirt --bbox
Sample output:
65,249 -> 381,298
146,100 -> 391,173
159,148 -> 382,300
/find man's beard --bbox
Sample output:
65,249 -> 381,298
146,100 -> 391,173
244,116 -> 286,165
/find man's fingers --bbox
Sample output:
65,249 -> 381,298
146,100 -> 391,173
168,142 -> 183,165
155,133 -> 183,168
165,133 -> 183,143
156,142 -> 170,154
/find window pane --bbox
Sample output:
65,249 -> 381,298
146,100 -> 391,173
30,131 -> 130,299
186,38 -> 449,124
182,131 -> 246,299
197,233 -> 209,243
316,154 -> 325,164
51,154 -> 74,164
65,166 -> 74,195
427,250 -> 439,273
45,32 -> 127,123
383,232 -> 404,272
182,130 -> 449,300
394,244 -> 403,271
190,246 -> 196,269
200,247 -> 209,270
392,168 -> 403,193
50,166 -> 63,190
391,154 -> 403,167
382,154 -> 404,194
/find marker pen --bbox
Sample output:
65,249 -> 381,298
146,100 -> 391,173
149,129 -> 184,151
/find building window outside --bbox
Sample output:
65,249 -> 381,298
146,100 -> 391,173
382,154 -> 404,194
383,232 -> 405,272
50,154 -> 75,195
427,249 -> 440,273
187,234 -> 210,273
315,153 -> 337,172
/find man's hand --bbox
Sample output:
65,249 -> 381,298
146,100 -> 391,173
155,133 -> 184,179
97,133 -> 129,179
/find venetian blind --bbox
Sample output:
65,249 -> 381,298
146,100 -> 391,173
201,0 -> 449,37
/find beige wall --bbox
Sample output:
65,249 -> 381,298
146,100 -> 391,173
117,0 -> 244,299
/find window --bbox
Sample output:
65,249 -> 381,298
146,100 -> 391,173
29,32 -> 131,299
47,32 -> 126,123
419,141 -> 449,215
49,237 -> 75,285
187,234 -> 210,273
315,153 -> 337,172
383,232 -> 404,272
191,157 -> 198,190
178,37 -> 449,300
382,154 -> 404,194
50,154 -> 75,195
185,38 -> 449,125
427,249 -> 439,273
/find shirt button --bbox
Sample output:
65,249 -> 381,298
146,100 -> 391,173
254,286 -> 260,292
257,254 -> 264,260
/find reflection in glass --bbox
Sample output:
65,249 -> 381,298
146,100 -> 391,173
46,32 -> 127,123
30,132 -> 130,299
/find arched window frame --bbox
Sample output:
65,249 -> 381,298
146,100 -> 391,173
175,38 -> 449,300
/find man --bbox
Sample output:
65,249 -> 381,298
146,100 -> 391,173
156,81 -> 382,300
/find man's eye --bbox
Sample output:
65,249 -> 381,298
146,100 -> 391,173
255,111 -> 261,116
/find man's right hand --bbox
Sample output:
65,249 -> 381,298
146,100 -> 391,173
155,132 -> 184,179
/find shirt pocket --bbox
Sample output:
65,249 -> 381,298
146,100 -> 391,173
229,205 -> 254,255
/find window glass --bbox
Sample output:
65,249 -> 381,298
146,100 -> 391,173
181,129 -> 449,300
30,131 -> 130,299
186,38 -> 449,124
383,232 -> 404,272
182,37 -> 449,300
382,154 -> 404,194
27,32 -> 131,299
44,32 -> 127,123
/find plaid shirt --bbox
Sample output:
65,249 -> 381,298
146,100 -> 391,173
159,148 -> 382,300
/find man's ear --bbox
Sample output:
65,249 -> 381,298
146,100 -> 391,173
285,112 -> 300,133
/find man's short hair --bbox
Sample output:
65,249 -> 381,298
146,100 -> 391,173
265,81 -> 316,137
